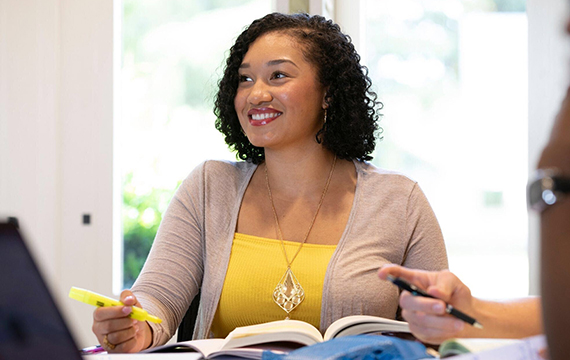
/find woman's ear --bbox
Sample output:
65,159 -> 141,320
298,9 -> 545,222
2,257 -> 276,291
322,93 -> 330,109
322,87 -> 331,109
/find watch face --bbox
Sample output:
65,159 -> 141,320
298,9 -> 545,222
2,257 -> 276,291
528,169 -> 570,212
529,176 -> 558,212
542,189 -> 557,205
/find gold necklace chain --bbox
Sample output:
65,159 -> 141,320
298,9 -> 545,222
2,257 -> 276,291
265,155 -> 337,317
265,155 -> 337,265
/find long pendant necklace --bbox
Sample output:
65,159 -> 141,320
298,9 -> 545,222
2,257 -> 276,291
265,155 -> 337,319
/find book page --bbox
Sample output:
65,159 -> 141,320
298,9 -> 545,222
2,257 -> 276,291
87,354 -> 204,359
142,338 -> 292,359
323,315 -> 410,340
223,320 -> 323,349
143,338 -> 226,357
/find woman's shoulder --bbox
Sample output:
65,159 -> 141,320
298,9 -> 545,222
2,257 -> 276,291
202,159 -> 256,174
354,160 -> 418,186
353,161 -> 432,210
184,159 -> 257,185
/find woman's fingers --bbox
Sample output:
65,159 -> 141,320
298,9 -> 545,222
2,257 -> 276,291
91,291 -> 146,353
109,336 -> 140,353
105,321 -> 139,346
93,314 -> 135,334
120,290 -> 141,307
93,316 -> 142,353
93,304 -> 132,322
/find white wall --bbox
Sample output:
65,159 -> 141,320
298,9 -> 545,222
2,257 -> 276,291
0,0 -> 61,281
0,0 -> 568,350
0,0 -> 115,348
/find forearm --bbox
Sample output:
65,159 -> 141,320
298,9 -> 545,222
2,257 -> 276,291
541,199 -> 570,360
537,106 -> 570,359
459,297 -> 543,339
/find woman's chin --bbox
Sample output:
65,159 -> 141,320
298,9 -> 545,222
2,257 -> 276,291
246,134 -> 277,149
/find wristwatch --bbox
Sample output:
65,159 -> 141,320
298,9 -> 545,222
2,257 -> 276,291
527,168 -> 570,213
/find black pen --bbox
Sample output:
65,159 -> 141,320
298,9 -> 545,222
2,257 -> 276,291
387,275 -> 483,329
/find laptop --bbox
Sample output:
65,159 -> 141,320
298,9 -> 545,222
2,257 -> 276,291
0,222 -> 83,359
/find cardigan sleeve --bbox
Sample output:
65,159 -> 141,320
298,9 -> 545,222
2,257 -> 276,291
401,182 -> 448,271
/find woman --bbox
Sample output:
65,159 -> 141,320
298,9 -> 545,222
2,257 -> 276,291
91,12 -> 448,353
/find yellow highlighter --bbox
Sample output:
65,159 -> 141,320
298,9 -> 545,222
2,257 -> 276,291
69,287 -> 162,324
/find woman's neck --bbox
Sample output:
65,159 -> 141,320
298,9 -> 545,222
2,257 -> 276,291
262,147 -> 337,199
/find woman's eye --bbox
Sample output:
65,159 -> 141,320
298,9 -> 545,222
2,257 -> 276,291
271,72 -> 286,80
239,75 -> 252,83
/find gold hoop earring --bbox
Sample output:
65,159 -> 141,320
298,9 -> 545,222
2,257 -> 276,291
324,109 -> 327,124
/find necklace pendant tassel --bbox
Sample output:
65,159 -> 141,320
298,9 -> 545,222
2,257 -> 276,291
272,267 -> 305,314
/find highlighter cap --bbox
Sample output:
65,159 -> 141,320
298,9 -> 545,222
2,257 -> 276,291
69,287 -> 87,302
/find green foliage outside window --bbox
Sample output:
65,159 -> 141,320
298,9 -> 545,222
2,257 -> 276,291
123,172 -> 179,288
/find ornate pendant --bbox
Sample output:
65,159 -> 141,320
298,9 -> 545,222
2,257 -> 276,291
272,267 -> 305,316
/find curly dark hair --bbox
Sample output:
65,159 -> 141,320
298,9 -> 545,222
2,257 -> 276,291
214,12 -> 381,164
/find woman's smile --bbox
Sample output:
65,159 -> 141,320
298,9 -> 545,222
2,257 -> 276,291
248,108 -> 283,126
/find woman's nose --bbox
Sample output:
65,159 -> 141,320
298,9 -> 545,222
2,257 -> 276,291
248,81 -> 272,105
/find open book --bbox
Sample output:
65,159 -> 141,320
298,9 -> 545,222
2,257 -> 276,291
145,315 -> 410,359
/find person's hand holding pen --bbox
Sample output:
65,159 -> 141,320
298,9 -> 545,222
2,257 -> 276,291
378,264 -> 543,344
378,264 -> 478,344
91,290 -> 153,353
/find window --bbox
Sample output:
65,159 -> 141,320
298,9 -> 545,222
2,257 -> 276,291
362,0 -> 528,298
120,0 -> 272,288
119,0 -> 529,298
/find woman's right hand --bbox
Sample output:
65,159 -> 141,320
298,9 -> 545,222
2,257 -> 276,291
91,290 -> 152,353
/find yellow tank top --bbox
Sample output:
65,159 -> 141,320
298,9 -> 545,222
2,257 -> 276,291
210,233 -> 337,338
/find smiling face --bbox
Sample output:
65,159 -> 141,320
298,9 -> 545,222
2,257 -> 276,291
234,32 -> 328,152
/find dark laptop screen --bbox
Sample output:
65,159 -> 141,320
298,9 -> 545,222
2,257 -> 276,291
0,223 -> 82,359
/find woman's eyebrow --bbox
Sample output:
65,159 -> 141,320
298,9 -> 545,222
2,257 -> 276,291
239,59 -> 299,69
267,59 -> 298,68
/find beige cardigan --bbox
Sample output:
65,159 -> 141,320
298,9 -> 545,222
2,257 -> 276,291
131,160 -> 448,346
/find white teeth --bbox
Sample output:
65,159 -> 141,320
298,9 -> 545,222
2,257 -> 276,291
251,112 -> 280,120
